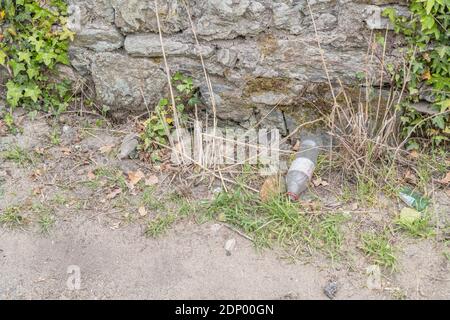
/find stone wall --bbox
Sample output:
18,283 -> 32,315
68,0 -> 408,134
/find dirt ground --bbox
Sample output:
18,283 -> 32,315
0,110 -> 449,300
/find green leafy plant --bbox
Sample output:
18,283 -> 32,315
0,0 -> 74,115
140,72 -> 199,162
383,0 -> 450,149
361,231 -> 398,271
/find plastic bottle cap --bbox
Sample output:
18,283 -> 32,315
287,192 -> 299,201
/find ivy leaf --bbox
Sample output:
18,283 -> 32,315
26,65 -> 40,79
59,26 -> 75,42
425,0 -> 435,15
421,15 -> 435,30
9,60 -> 26,77
6,81 -> 24,108
435,99 -> 450,113
36,51 -> 57,66
24,84 -> 42,103
28,35 -> 45,52
17,51 -> 32,65
0,49 -> 7,66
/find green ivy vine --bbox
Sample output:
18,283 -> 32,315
383,0 -> 450,149
0,0 -> 74,115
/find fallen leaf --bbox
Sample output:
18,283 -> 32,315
399,207 -> 421,224
106,188 -> 122,200
292,140 -> 301,152
110,222 -> 121,230
421,70 -> 431,81
145,175 -> 159,186
260,175 -> 286,202
408,150 -> 420,159
99,144 -> 114,154
33,187 -> 43,195
87,171 -> 96,181
313,177 -> 330,187
138,206 -> 147,217
404,170 -> 417,185
128,170 -> 145,186
217,212 -> 227,222
351,203 -> 359,211
60,147 -> 71,155
437,172 -> 450,185
34,147 -> 45,155
299,199 -> 320,211
30,169 -> 43,180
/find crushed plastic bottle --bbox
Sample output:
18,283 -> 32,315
286,139 -> 319,201
398,187 -> 429,212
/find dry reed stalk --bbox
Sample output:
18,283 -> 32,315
154,0 -> 187,165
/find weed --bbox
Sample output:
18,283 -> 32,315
443,251 -> 450,262
169,193 -> 195,217
140,72 -> 198,162
52,193 -> 68,206
1,145 -> 34,166
395,214 -> 434,238
49,128 -> 61,145
315,214 -> 347,261
37,212 -> 55,233
141,187 -> 166,211
208,186 -> 347,258
0,206 -> 24,227
390,288 -> 407,300
355,175 -> 377,206
86,167 -> 128,190
361,232 -> 398,271
145,214 -> 177,238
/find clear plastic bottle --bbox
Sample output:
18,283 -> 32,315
286,139 -> 319,201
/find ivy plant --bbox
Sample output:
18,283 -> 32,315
0,0 -> 74,115
140,72 -> 200,162
383,0 -> 450,149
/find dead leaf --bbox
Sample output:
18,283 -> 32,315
31,169 -> 43,181
421,70 -> 431,81
408,150 -> 420,160
60,147 -> 71,155
33,187 -> 43,195
404,170 -> 417,185
87,171 -> 96,181
128,170 -> 145,186
292,140 -> 301,152
299,199 -> 320,211
313,177 -> 330,187
145,175 -> 159,186
351,203 -> 359,211
99,144 -> 114,154
34,147 -> 45,155
260,175 -> 286,202
0,120 -> 7,136
437,172 -> 450,185
106,188 -> 122,200
138,206 -> 147,217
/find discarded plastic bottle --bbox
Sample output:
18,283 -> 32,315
398,187 -> 429,212
286,139 -> 319,201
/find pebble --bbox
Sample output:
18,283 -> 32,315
366,265 -> 382,290
323,281 -> 338,300
119,133 -> 139,160
224,238 -> 236,256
